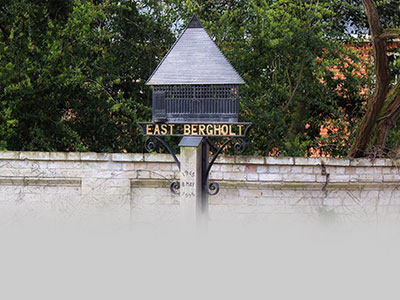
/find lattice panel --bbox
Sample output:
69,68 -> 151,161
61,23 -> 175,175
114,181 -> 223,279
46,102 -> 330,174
153,85 -> 240,100
152,85 -> 240,121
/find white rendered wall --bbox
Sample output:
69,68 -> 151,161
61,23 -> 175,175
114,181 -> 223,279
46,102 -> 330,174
0,151 -> 399,224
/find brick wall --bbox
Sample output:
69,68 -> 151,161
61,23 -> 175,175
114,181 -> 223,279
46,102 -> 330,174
0,151 -> 399,224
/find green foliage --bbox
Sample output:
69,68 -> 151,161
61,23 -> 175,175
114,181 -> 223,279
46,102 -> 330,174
176,0 -> 371,156
0,0 -> 173,152
0,0 -> 389,156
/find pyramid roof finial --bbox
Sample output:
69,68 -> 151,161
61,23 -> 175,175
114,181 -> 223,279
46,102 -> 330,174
187,14 -> 203,28
146,14 -> 245,85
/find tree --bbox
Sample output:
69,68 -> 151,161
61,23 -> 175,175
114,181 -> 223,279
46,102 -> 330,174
348,0 -> 400,158
0,0 -> 174,152
175,0 -> 371,156
0,0 -> 383,157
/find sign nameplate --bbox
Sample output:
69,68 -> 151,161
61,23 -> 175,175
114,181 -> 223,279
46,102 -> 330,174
138,122 -> 252,138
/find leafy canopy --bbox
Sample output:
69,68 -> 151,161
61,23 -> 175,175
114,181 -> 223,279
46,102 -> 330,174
0,0 -> 388,157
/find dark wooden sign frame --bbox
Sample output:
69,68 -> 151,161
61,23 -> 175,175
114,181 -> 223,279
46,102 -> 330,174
137,122 -> 252,138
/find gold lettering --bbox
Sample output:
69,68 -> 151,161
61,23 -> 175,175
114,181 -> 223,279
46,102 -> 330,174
191,124 -> 198,135
199,124 -> 206,136
214,124 -> 221,135
238,125 -> 244,136
161,124 -> 168,135
147,123 -> 244,137
206,124 -> 213,135
168,124 -> 175,135
221,125 -> 229,135
146,124 -> 153,135
229,125 -> 236,136
184,124 -> 191,135
153,124 -> 160,135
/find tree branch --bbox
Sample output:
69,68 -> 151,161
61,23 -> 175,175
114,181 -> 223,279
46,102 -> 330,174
0,20 -> 9,42
380,28 -> 400,39
348,0 -> 390,158
284,58 -> 305,111
373,81 -> 400,156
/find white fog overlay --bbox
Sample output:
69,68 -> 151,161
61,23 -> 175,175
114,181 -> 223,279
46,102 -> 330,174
0,151 -> 399,299
0,209 -> 399,300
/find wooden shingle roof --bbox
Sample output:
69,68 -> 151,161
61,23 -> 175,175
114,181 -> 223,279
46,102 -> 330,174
146,15 -> 245,85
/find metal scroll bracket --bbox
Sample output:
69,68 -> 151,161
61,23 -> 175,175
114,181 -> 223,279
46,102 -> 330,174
202,136 -> 248,197
144,136 -> 181,194
141,123 -> 252,197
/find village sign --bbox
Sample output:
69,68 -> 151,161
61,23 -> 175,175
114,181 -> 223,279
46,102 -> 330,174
138,15 -> 252,200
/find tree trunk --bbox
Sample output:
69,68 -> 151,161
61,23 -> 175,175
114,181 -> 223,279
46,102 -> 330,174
373,82 -> 400,156
348,0 -> 390,158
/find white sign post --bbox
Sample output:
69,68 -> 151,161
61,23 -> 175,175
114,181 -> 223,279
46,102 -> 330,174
179,137 -> 207,227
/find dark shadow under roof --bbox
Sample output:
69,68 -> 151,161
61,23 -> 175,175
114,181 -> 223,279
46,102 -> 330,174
146,15 -> 245,86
